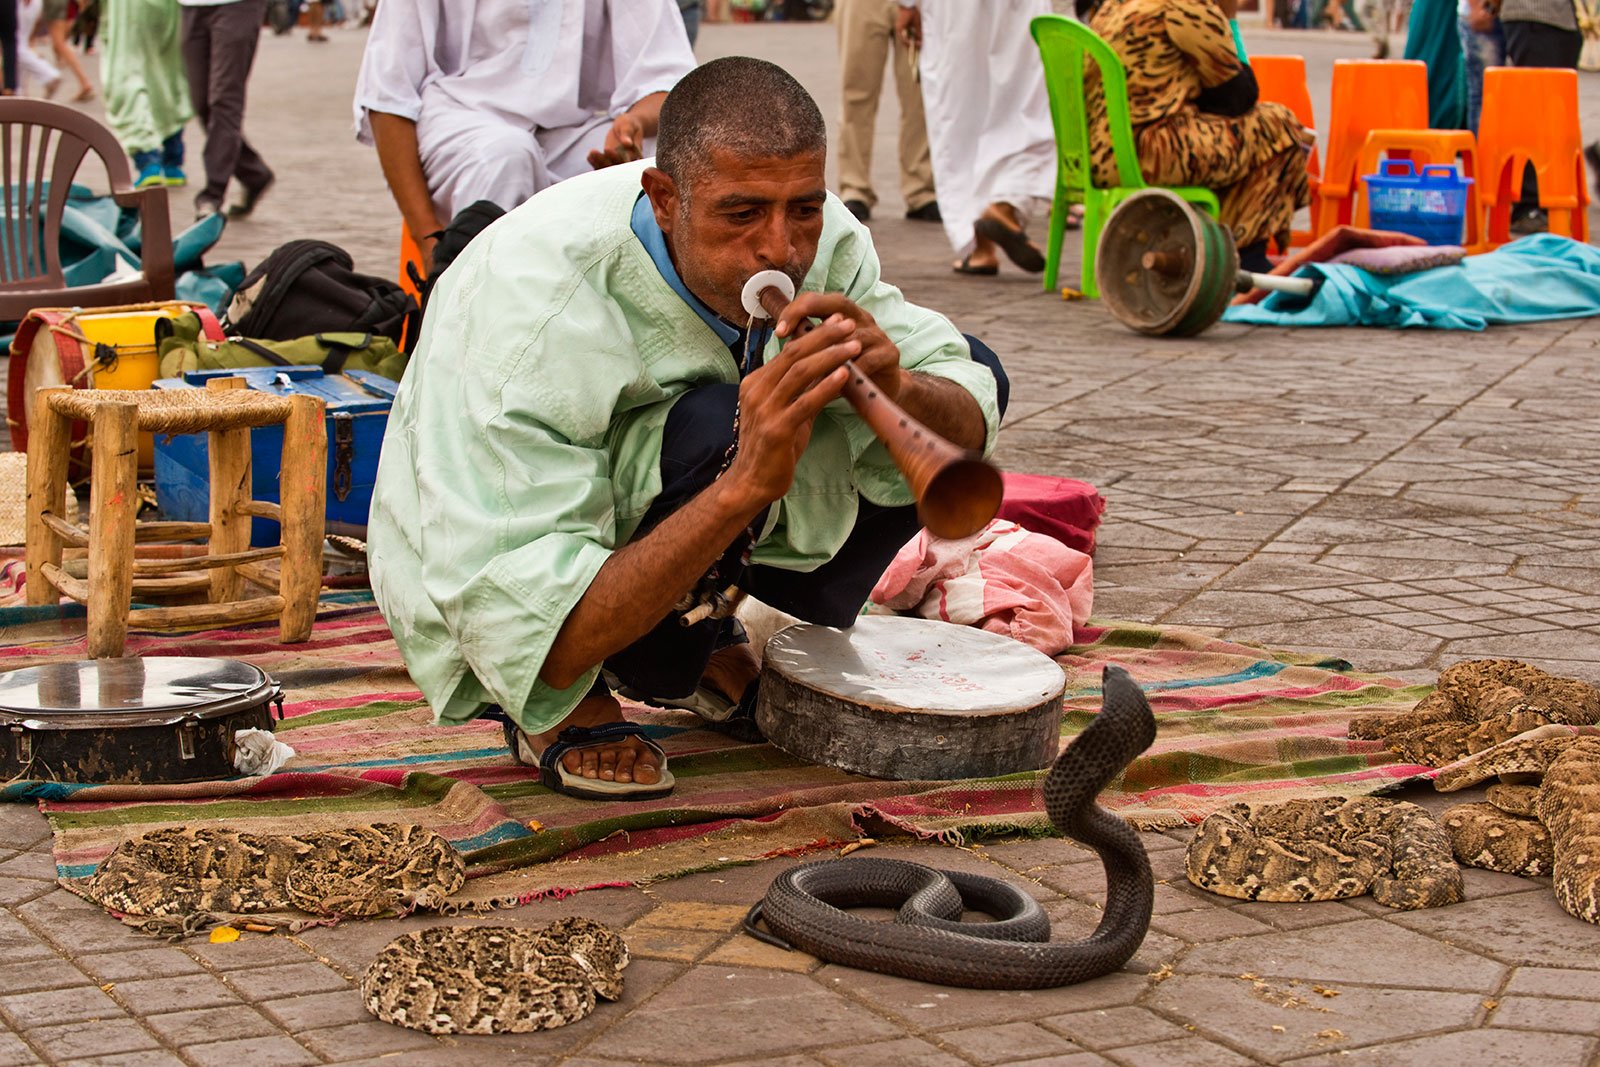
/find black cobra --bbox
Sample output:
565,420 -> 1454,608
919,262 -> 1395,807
744,665 -> 1157,989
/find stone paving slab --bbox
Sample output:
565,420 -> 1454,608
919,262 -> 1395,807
0,15 -> 1598,1067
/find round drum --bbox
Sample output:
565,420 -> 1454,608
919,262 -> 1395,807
6,302 -> 223,476
0,657 -> 284,784
755,617 -> 1067,781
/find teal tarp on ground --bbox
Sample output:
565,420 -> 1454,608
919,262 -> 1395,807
1222,235 -> 1600,331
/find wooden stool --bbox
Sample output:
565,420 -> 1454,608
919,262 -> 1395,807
24,378 -> 328,658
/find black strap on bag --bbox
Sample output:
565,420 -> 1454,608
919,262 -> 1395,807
410,200 -> 507,330
230,334 -> 377,375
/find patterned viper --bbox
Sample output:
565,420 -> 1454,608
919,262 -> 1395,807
744,665 -> 1158,989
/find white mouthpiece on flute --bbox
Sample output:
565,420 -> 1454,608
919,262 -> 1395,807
741,270 -> 795,319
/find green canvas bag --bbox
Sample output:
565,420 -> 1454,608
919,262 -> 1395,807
155,311 -> 408,382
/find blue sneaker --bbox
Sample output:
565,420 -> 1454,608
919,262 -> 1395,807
132,149 -> 162,189
162,166 -> 187,188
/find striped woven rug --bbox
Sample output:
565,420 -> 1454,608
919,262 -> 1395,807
0,590 -> 1433,905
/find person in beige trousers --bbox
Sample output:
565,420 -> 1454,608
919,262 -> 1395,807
835,0 -> 939,223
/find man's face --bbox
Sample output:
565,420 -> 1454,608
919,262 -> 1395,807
645,147 -> 827,324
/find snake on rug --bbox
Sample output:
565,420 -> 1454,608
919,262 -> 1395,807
1184,796 -> 1464,909
84,824 -> 465,919
361,917 -> 628,1034
1349,658 -> 1600,767
742,664 -> 1157,990
1436,729 -> 1600,924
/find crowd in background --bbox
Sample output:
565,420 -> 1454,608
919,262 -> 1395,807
0,0 -> 1592,252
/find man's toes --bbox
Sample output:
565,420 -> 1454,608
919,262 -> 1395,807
614,746 -> 637,783
630,747 -> 660,785
562,749 -> 583,775
598,747 -> 619,781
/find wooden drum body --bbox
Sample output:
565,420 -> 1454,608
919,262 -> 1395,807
6,302 -> 224,477
0,657 -> 284,784
755,617 -> 1067,781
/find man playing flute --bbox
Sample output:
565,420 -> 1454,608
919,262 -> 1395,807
369,57 -> 1005,801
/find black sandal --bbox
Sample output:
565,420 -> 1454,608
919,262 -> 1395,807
974,215 -> 1046,273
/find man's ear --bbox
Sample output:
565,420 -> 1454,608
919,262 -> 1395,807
641,167 -> 679,234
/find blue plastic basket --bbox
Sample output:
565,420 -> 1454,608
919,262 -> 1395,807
1363,160 -> 1472,246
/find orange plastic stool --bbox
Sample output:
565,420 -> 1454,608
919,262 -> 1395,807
1251,55 -> 1320,249
1477,66 -> 1589,245
398,225 -> 426,350
1314,60 -> 1430,238
1354,129 -> 1485,251
399,225 -> 425,304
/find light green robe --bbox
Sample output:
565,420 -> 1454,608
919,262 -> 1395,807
102,0 -> 193,155
369,160 -> 1001,735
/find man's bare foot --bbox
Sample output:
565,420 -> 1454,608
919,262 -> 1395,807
701,642 -> 760,706
522,689 -> 661,785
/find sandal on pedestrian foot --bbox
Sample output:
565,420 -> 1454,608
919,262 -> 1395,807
974,215 -> 1046,273
952,254 -> 999,276
504,719 -> 676,801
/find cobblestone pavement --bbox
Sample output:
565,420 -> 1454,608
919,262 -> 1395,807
0,18 -> 1597,1067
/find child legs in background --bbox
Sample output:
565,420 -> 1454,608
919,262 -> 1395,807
161,130 -> 186,187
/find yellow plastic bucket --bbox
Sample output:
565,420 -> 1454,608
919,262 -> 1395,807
10,302 -> 199,471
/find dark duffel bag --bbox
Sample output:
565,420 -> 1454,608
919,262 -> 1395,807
226,238 -> 418,348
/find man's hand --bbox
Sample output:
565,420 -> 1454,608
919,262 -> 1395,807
774,292 -> 906,404
1466,0 -> 1497,32
588,112 -> 648,170
724,312 -> 859,506
895,3 -> 921,47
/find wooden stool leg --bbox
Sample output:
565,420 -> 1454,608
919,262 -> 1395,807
276,395 -> 326,642
205,378 -> 252,604
25,387 -> 74,606
87,401 -> 138,659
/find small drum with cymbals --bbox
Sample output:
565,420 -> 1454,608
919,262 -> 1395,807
0,657 -> 284,784
755,617 -> 1066,781
6,302 -> 225,479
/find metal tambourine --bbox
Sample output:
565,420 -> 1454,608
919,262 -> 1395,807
0,657 -> 285,784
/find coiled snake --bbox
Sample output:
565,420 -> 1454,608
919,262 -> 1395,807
744,665 -> 1158,989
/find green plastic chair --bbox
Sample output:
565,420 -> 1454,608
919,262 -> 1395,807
1029,14 -> 1220,298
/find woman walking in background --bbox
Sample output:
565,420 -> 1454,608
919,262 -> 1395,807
103,0 -> 191,187
40,0 -> 92,99
14,0 -> 60,95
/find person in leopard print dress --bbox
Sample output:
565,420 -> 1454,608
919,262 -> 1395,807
1082,0 -> 1314,267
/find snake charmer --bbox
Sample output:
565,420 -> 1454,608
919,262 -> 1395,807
368,57 -> 1009,802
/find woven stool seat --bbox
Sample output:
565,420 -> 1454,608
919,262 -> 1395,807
43,387 -> 299,434
25,378 -> 328,658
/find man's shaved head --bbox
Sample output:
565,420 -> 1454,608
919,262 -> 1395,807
655,56 -> 827,197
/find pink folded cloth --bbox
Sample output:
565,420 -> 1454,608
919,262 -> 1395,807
870,519 -> 1094,656
997,472 -> 1105,555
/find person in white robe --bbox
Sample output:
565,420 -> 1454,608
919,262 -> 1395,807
897,0 -> 1058,276
353,0 -> 696,264
15,0 -> 61,96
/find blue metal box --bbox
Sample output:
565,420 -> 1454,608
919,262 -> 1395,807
152,367 -> 397,544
